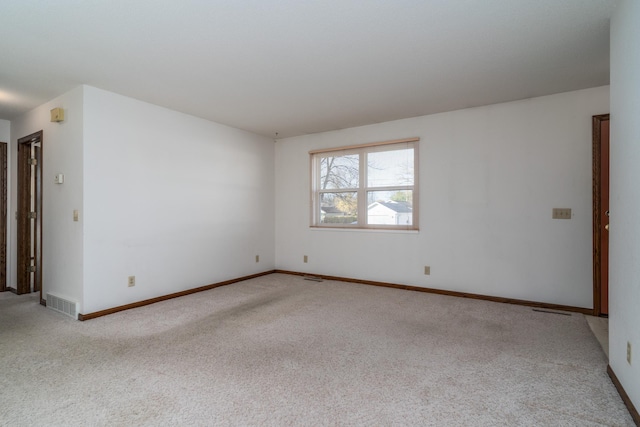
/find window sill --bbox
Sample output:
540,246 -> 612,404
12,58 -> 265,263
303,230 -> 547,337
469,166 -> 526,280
309,226 -> 419,234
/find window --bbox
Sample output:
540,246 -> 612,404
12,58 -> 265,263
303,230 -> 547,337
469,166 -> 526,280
310,138 -> 418,230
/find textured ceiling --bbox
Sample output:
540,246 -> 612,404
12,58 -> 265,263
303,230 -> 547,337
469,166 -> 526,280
0,0 -> 615,138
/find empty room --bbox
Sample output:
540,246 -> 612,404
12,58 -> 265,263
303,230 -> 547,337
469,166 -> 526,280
1,1 -> 639,425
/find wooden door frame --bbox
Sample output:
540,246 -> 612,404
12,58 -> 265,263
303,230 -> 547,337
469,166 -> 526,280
0,142 -> 6,292
17,131 -> 43,296
592,114 -> 609,316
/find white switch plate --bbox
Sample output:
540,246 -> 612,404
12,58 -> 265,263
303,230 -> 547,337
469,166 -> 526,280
54,173 -> 64,184
552,208 -> 572,219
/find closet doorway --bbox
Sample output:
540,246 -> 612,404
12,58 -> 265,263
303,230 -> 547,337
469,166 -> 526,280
17,131 -> 43,296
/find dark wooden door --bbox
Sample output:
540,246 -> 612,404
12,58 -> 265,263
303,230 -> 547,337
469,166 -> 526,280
593,115 -> 609,316
17,131 -> 43,295
0,142 -> 6,292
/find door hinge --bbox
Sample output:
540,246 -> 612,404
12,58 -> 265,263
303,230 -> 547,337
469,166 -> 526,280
27,266 -> 37,273
28,212 -> 37,219
28,158 -> 38,165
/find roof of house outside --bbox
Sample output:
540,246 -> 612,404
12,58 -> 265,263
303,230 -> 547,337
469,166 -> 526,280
369,201 -> 412,213
321,206 -> 345,214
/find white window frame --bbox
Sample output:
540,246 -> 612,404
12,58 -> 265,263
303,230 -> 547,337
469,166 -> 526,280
310,137 -> 419,230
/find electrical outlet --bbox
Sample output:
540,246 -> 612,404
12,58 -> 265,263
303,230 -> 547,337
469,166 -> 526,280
424,266 -> 430,275
628,342 -> 632,365
128,276 -> 135,287
255,255 -> 259,263
304,255 -> 308,263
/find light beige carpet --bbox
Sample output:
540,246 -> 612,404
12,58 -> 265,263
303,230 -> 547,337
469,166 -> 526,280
0,274 -> 634,426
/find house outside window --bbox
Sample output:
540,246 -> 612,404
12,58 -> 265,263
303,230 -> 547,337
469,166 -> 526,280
310,138 -> 419,230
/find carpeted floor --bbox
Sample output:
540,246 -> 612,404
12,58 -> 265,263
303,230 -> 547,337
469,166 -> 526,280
0,274 -> 634,426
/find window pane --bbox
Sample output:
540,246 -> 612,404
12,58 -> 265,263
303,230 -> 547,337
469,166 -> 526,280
367,191 -> 413,225
320,192 -> 358,224
311,139 -> 418,229
367,148 -> 414,187
320,154 -> 359,190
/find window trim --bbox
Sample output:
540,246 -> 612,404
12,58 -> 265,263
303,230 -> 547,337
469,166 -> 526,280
310,137 -> 419,230
309,137 -> 420,155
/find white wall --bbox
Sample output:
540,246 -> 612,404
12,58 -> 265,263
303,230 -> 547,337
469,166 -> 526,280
82,86 -> 275,314
275,87 -> 609,308
9,87 -> 85,305
0,119 -> 9,141
609,0 -> 640,412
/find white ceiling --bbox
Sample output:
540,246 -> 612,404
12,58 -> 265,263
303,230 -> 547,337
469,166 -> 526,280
0,0 -> 615,138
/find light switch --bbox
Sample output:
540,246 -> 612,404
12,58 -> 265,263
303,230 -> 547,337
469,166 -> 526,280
73,210 -> 79,222
552,208 -> 572,219
55,174 -> 64,184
